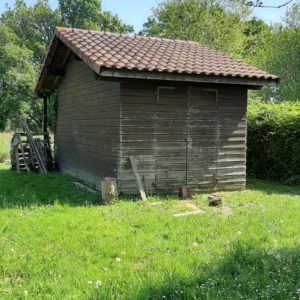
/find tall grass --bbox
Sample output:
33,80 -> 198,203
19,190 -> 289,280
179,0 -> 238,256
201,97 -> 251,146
0,132 -> 11,162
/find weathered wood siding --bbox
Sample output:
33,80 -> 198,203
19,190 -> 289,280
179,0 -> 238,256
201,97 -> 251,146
55,59 -> 120,187
119,81 -> 247,194
118,82 -> 157,194
188,87 -> 247,193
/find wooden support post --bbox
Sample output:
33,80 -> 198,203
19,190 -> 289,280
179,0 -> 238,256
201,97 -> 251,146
129,156 -> 147,201
43,95 -> 48,142
15,149 -> 20,173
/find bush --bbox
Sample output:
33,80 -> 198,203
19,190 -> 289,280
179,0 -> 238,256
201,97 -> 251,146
247,100 -> 300,184
0,133 -> 12,162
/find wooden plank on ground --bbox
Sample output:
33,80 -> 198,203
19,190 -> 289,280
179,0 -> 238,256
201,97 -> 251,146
174,210 -> 205,217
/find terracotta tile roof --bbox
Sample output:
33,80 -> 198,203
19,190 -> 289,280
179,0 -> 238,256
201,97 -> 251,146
35,27 -> 279,95
55,28 -> 278,82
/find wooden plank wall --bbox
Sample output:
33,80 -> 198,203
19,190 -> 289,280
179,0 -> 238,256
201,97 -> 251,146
118,82 -> 157,194
118,80 -> 247,195
155,88 -> 188,192
216,88 -> 247,191
187,87 -> 219,192
55,59 -> 120,188
187,87 -> 247,193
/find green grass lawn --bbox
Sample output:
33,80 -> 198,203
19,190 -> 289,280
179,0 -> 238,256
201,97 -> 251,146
1,162 -> 300,299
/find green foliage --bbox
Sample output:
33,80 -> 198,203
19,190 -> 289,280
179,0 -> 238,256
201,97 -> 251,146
143,0 -> 300,102
59,0 -> 101,29
99,11 -> 134,33
58,0 -> 133,32
141,0 -> 250,58
0,24 -> 39,131
247,99 -> 300,184
0,0 -> 133,132
0,132 -> 11,162
250,25 -> 300,102
284,1 -> 300,28
247,1 -> 300,101
1,0 -> 61,65
242,17 -> 271,59
1,162 -> 300,298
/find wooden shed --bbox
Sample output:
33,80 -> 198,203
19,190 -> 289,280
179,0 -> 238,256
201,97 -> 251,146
35,28 -> 279,195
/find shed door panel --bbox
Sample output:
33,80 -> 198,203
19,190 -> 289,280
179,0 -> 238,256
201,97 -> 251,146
155,87 -> 188,192
187,87 -> 219,192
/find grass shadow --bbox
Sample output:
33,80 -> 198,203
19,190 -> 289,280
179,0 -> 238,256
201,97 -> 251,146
0,167 -> 99,209
247,177 -> 300,197
136,241 -> 300,299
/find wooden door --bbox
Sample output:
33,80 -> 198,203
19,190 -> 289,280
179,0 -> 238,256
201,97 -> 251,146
187,87 -> 219,193
155,87 -> 188,192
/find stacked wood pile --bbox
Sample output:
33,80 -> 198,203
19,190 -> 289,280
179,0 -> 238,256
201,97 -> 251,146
10,122 -> 52,174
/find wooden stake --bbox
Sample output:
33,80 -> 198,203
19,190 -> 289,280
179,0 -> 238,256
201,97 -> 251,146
129,156 -> 147,201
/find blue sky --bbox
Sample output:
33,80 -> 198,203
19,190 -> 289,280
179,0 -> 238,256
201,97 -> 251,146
0,0 -> 289,32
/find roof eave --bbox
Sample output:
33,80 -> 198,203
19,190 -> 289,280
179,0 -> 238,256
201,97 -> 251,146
100,68 -> 279,89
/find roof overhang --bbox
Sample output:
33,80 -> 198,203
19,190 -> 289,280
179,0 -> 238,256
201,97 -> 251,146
100,68 -> 278,89
35,36 -> 71,97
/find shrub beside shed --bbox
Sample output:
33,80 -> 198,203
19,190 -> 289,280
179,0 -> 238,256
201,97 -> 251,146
35,28 -> 279,194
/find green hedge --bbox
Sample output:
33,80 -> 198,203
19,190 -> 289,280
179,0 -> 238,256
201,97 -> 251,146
247,100 -> 300,184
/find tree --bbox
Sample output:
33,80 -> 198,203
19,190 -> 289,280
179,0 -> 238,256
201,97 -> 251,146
2,0 -> 133,65
1,0 -> 60,65
242,17 -> 271,60
252,26 -> 300,101
0,24 -> 38,131
283,0 -> 300,28
249,1 -> 300,101
141,0 -> 250,58
239,0 -> 295,8
0,0 -> 133,132
58,0 -> 101,29
99,11 -> 134,33
58,0 -> 133,32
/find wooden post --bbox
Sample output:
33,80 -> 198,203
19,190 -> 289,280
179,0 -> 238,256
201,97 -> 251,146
101,178 -> 118,204
43,95 -> 48,142
179,185 -> 188,199
15,149 -> 20,173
